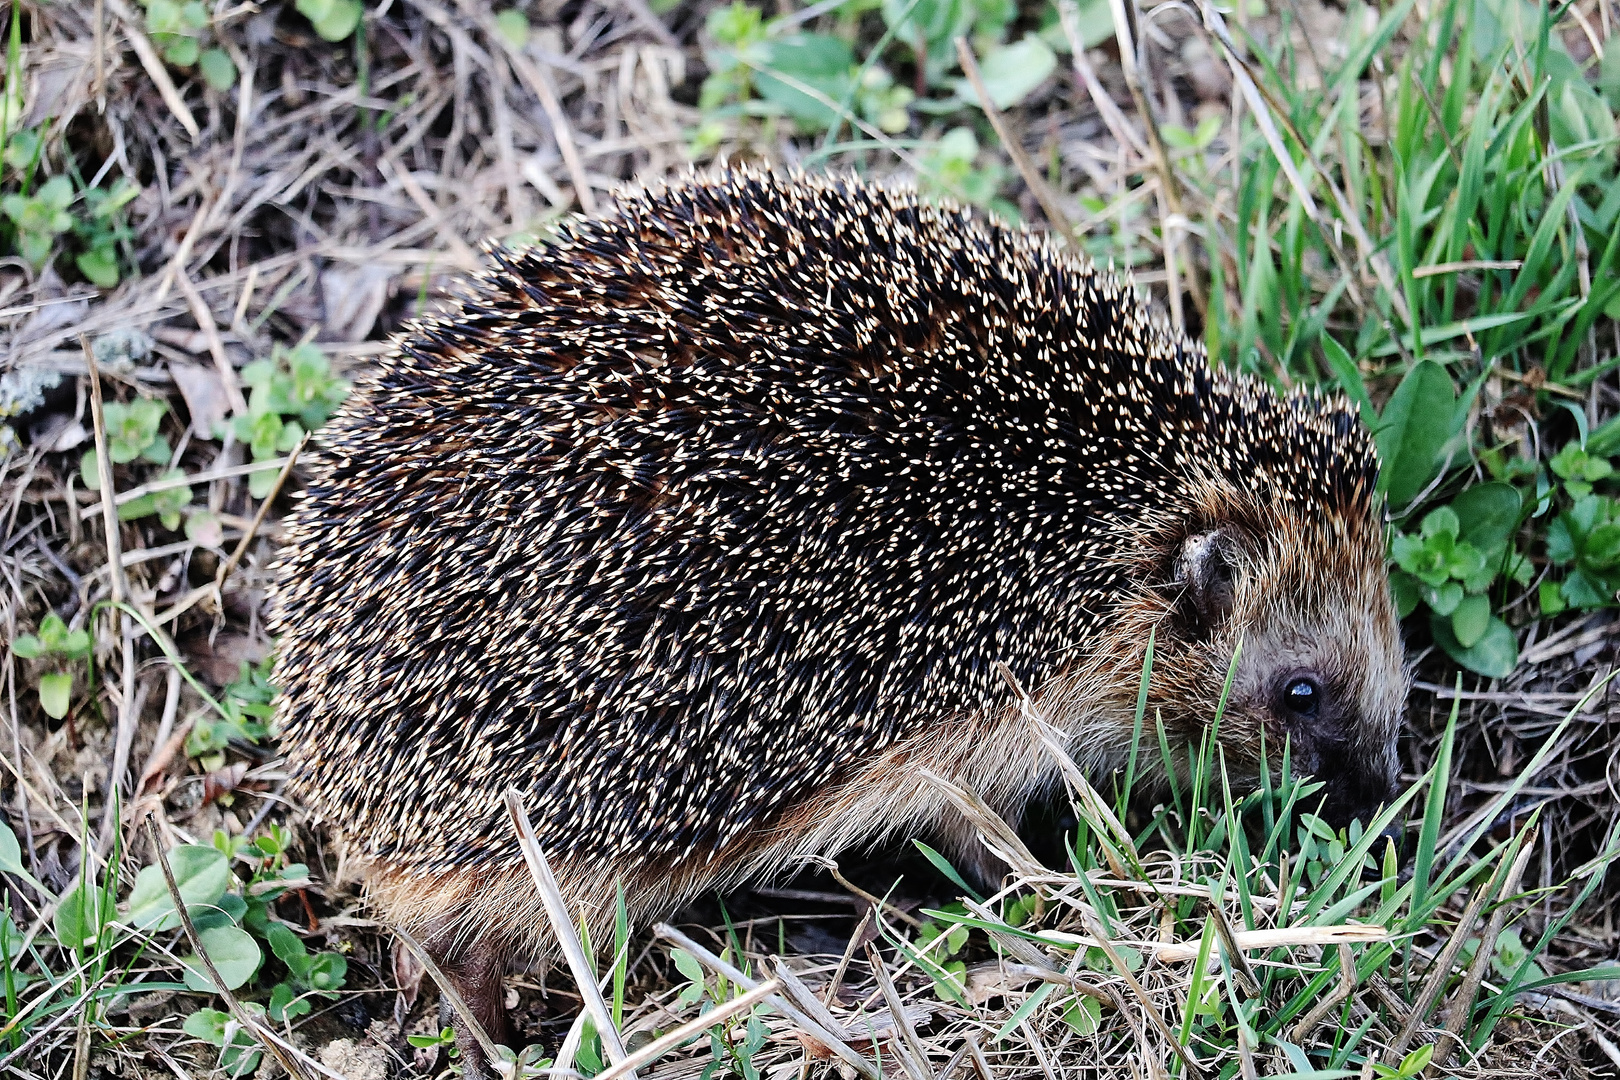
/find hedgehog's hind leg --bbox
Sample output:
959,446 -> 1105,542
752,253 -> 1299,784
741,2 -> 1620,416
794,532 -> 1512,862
427,926 -> 516,1074
368,863 -> 522,1076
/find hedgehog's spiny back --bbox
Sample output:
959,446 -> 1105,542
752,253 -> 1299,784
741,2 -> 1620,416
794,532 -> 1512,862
269,169 -> 1375,874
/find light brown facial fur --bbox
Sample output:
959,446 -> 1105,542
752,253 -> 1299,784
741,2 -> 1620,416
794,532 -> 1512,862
1040,474 -> 1406,826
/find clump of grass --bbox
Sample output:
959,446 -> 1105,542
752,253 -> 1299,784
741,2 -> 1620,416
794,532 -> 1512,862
1192,0 -> 1619,681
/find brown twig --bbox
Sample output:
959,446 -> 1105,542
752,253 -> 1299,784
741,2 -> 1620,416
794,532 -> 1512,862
1292,944 -> 1360,1042
1102,0 -> 1204,320
863,943 -> 932,1080
505,788 -> 636,1076
1203,895 -> 1261,997
953,37 -> 1076,240
83,339 -> 126,607
453,0 -> 599,215
389,924 -> 507,1069
1384,879 -> 1494,1066
1079,909 -> 1205,1079
103,0 -> 199,139
214,433 -> 307,594
1431,831 -> 1539,1073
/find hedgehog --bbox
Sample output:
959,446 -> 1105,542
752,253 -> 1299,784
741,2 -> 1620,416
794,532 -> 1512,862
267,167 -> 1406,1066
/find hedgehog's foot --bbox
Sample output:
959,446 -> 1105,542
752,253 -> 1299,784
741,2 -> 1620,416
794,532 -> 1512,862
428,930 -> 514,1078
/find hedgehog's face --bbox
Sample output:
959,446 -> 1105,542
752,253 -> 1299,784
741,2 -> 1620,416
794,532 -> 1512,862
1158,519 -> 1407,829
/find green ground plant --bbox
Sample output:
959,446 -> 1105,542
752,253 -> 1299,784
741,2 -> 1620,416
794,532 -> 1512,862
139,0 -> 237,90
1194,0 -> 1620,677
231,341 -> 350,497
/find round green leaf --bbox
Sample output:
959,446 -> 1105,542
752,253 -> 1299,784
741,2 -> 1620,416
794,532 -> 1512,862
181,924 -> 262,991
881,0 -> 973,61
1062,994 -> 1102,1036
1584,522 -> 1620,569
1419,505 -> 1460,540
38,671 -> 72,719
10,634 -> 44,659
954,36 -> 1058,110
54,881 -> 110,950
198,48 -> 238,92
1450,594 -> 1491,648
1451,482 -> 1522,550
1389,569 -> 1420,618
163,35 -> 200,68
1423,581 -> 1463,616
494,9 -> 529,49
76,249 -> 121,289
182,1007 -> 231,1043
0,820 -> 45,893
312,0 -> 363,42
80,449 -> 103,491
1431,611 -> 1518,679
125,845 -> 232,931
756,34 -> 855,127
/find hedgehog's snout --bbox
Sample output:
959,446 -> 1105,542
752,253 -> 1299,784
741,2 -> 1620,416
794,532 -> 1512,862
1276,678 -> 1401,831
1249,618 -> 1404,831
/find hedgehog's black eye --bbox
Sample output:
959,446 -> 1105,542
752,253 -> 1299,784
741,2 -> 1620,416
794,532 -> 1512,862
1284,677 -> 1321,716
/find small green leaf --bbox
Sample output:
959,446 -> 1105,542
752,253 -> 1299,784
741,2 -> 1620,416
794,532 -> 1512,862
1420,506 -> 1460,540
54,880 -> 110,951
1539,580 -> 1567,615
954,36 -> 1058,110
11,634 -> 44,659
1060,994 -> 1102,1035
125,844 -> 232,931
76,248 -> 121,289
1586,522 -> 1620,568
140,434 -> 173,464
266,920 -> 312,972
494,9 -> 529,49
181,924 -> 262,992
183,1007 -> 231,1043
1423,581 -> 1463,616
37,672 -> 72,719
1431,612 -> 1518,679
198,48 -> 237,91
80,449 -> 103,491
1375,360 -> 1455,508
183,1006 -> 264,1074
1389,569 -> 1420,618
1451,482 -> 1522,550
1450,594 -> 1491,648
162,34 -> 200,67
0,820 -> 46,893
313,0 -> 362,40
671,947 -> 705,985
269,981 -> 312,1022
755,34 -> 855,127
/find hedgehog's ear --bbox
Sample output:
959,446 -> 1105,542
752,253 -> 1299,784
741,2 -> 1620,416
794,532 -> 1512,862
1174,530 -> 1237,634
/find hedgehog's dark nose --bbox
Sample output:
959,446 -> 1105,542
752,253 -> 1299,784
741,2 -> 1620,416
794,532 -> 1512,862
1314,761 -> 1400,834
